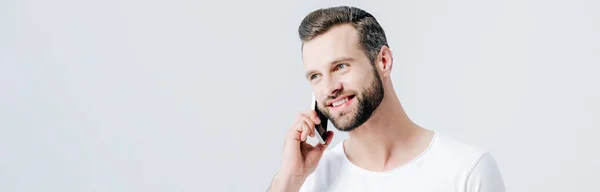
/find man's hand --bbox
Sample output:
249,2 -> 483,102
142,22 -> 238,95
268,110 -> 334,192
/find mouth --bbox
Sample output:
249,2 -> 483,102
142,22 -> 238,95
327,95 -> 356,109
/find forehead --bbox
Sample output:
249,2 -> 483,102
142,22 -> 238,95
302,24 -> 363,67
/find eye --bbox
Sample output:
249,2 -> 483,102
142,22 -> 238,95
334,63 -> 349,71
309,73 -> 321,80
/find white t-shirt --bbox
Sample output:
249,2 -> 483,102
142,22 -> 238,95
299,132 -> 505,192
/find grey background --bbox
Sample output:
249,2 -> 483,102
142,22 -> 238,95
1,0 -> 598,191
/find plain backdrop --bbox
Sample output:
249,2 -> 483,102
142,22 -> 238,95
1,0 -> 599,191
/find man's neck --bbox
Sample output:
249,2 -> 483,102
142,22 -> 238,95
344,93 -> 434,172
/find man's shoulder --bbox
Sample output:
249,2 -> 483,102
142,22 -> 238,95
429,133 -> 505,191
426,133 -> 493,171
433,133 -> 487,155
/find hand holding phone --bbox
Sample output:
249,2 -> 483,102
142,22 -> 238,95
269,94 -> 334,192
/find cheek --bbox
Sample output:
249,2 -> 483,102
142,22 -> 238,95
340,71 -> 372,89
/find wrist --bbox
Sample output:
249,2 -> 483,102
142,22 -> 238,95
269,172 -> 306,192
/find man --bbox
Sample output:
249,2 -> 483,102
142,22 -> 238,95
268,6 -> 505,192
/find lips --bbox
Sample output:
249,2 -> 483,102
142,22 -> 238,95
332,97 -> 349,107
326,95 -> 356,108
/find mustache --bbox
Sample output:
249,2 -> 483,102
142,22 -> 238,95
323,90 -> 357,104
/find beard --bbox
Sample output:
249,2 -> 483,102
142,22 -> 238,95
319,68 -> 385,132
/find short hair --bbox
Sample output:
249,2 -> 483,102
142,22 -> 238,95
298,6 -> 389,65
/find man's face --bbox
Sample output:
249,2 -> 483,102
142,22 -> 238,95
302,24 -> 384,132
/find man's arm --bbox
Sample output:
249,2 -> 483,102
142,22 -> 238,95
466,153 -> 506,192
267,172 -> 307,192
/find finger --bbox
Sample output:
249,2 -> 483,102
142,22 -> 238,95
289,121 -> 303,142
304,116 -> 315,137
301,114 -> 316,138
317,131 -> 335,151
303,110 -> 321,125
291,114 -> 309,137
299,115 -> 315,139
300,122 -> 309,142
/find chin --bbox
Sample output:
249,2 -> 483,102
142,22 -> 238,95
331,114 -> 361,132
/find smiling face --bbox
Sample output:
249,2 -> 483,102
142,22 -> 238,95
302,24 -> 385,132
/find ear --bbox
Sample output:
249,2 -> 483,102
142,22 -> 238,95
376,45 -> 393,78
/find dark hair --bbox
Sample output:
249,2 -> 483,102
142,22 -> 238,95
298,6 -> 389,65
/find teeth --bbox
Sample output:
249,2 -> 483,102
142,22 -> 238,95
333,98 -> 349,107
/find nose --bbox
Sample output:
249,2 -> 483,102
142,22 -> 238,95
323,76 -> 342,98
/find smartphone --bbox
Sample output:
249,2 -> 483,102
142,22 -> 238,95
311,93 -> 328,144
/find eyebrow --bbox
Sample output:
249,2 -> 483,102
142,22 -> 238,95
305,57 -> 355,79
